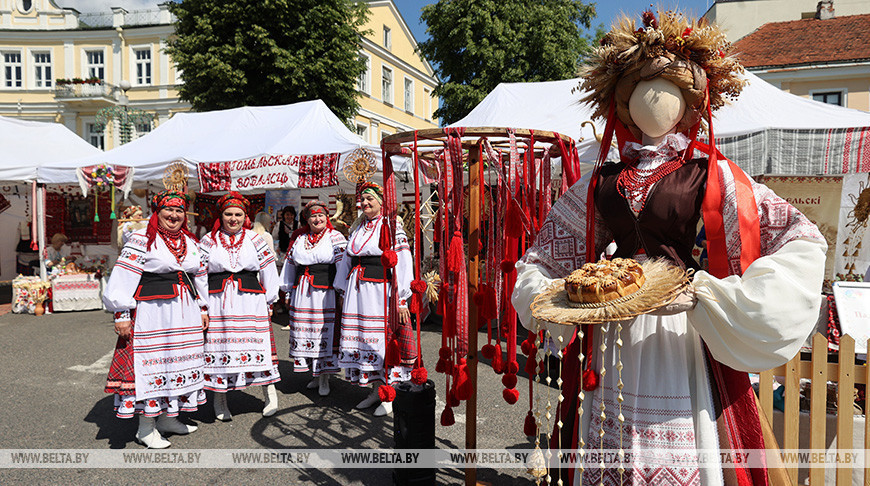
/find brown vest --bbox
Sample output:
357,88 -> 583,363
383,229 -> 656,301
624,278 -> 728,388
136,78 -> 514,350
595,157 -> 708,270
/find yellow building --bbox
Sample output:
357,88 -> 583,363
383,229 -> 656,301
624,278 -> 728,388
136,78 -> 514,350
354,0 -> 440,143
0,0 -> 438,151
0,0 -> 183,149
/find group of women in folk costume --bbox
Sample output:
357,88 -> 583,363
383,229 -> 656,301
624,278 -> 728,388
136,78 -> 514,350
281,182 -> 415,417
103,183 -> 415,448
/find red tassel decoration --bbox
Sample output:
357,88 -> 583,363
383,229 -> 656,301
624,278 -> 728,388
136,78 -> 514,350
523,411 -> 537,437
410,279 -> 428,295
503,388 -> 520,405
582,369 -> 600,391
500,259 -> 516,274
506,361 -> 519,375
447,231 -> 464,273
378,384 -> 396,402
447,388 -> 460,408
455,358 -> 471,401
480,343 -> 496,360
409,294 -> 422,314
438,347 -> 451,360
411,367 -> 428,385
502,373 -> 517,390
380,249 -> 398,269
524,357 -> 537,375
520,338 -> 534,356
378,221 -> 392,251
441,406 -> 455,426
492,344 -> 504,374
505,200 -> 525,238
435,358 -> 446,374
385,338 -> 401,368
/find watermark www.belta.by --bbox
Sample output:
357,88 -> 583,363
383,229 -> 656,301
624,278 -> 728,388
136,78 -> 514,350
0,448 -> 867,469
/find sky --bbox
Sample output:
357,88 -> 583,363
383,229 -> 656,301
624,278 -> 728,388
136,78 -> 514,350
58,1 -> 716,43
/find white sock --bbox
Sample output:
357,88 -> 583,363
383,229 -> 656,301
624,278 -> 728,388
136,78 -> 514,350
136,416 -> 170,449
356,381 -> 383,409
213,392 -> 232,421
156,414 -> 197,435
262,384 -> 278,417
318,374 -> 330,397
373,401 -> 393,417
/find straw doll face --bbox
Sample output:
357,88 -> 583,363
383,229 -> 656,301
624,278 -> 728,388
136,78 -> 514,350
629,77 -> 687,143
221,207 -> 246,233
158,206 -> 185,232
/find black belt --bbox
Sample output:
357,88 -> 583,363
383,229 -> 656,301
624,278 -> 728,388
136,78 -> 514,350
208,270 -> 264,294
351,255 -> 391,282
294,263 -> 336,289
135,271 -> 198,301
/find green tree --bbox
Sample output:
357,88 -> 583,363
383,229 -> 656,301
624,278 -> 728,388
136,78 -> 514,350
418,0 -> 595,124
166,0 -> 369,121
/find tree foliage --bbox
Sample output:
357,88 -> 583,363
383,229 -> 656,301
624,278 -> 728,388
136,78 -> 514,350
418,0 -> 595,124
166,0 -> 369,121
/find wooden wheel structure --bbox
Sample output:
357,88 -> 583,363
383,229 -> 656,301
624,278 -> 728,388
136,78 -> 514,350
382,127 -> 582,486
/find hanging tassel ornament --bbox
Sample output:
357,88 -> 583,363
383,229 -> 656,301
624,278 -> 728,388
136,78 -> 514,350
454,357 -> 471,401
385,337 -> 401,368
378,384 -> 396,403
411,365 -> 428,385
94,190 -> 100,222
381,249 -> 398,269
524,410 -> 537,437
441,406 -> 455,426
492,343 -> 504,374
447,230 -> 464,272
110,185 -> 117,220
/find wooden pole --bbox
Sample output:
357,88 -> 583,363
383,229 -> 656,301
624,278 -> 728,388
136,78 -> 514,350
465,140 -> 481,485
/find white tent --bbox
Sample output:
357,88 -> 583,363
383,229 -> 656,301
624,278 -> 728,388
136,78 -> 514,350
0,115 -> 101,181
37,100 -> 385,188
451,71 -> 870,174
0,116 -> 102,281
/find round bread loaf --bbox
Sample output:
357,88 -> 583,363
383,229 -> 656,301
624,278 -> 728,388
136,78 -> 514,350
564,258 -> 645,303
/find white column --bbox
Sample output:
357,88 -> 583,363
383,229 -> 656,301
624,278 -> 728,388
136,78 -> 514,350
36,184 -> 47,281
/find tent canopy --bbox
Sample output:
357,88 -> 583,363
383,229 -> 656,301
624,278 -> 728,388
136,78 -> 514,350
451,71 -> 870,172
38,100 -> 383,186
0,115 -> 101,182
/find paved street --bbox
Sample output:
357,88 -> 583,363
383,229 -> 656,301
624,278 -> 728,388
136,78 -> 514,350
0,309 -> 552,485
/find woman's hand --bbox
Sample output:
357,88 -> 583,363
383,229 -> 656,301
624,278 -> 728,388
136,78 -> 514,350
398,306 -> 411,325
201,313 -> 210,331
650,285 -> 697,316
115,320 -> 132,340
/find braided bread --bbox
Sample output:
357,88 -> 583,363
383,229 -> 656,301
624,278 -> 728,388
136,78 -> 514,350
565,258 -> 646,303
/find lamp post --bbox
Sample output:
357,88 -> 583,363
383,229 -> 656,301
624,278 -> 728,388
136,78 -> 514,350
95,79 -> 153,146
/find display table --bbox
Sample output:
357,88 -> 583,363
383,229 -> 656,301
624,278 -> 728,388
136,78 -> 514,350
51,273 -> 103,312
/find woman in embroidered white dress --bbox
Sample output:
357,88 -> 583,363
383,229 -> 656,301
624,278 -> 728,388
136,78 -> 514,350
103,190 -> 207,449
280,200 -> 347,397
512,11 -> 826,486
334,182 -> 413,417
196,192 -> 281,421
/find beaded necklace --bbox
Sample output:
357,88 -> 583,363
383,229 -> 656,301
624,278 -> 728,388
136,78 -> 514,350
616,155 -> 685,213
218,229 -> 244,268
350,216 -> 381,253
156,225 -> 187,264
305,228 -> 328,250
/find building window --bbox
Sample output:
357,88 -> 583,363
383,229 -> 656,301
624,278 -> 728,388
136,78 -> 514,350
423,87 -> 431,120
382,66 -> 393,105
355,123 -> 368,143
86,123 -> 104,149
86,50 -> 105,80
404,78 -> 414,113
19,0 -> 32,13
357,54 -> 370,94
381,129 -> 392,141
383,26 -> 392,50
3,52 -> 22,88
812,90 -> 844,106
134,48 -> 152,85
135,121 -> 152,139
33,52 -> 52,88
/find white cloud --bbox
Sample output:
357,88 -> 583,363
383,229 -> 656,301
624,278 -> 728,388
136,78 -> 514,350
55,0 -> 162,14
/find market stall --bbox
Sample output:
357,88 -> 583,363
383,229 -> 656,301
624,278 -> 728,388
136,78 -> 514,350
0,116 -> 102,312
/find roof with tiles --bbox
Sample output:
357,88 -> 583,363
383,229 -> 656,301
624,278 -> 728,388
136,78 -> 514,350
732,13 -> 870,69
